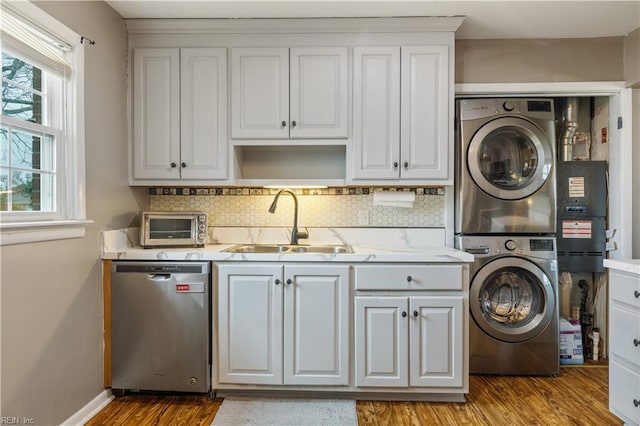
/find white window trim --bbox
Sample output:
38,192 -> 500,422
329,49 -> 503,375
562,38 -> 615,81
0,1 -> 92,246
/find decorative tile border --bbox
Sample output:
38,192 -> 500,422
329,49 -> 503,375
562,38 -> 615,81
148,187 -> 447,228
148,187 -> 446,196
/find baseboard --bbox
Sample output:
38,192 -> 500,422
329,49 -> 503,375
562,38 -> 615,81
61,389 -> 114,426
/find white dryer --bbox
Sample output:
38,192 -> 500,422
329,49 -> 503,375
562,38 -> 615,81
455,98 -> 557,234
456,235 -> 559,376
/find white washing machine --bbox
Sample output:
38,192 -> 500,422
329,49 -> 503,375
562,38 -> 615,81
455,98 -> 557,234
455,235 -> 559,376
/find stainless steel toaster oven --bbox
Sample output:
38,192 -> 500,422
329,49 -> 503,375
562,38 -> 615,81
140,211 -> 207,248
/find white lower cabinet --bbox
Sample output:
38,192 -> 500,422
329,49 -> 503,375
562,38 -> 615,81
355,296 -> 463,388
353,263 -> 467,392
216,261 -> 468,398
607,267 -> 640,425
217,263 -> 350,386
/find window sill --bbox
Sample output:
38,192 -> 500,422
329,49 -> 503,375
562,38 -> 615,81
0,219 -> 94,246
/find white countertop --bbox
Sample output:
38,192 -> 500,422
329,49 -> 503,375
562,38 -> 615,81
603,259 -> 640,275
102,227 -> 474,263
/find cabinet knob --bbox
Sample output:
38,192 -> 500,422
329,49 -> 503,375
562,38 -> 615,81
281,120 -> 286,127
634,399 -> 640,407
286,278 -> 292,285
634,338 -> 640,347
181,162 -> 186,168
413,310 -> 419,317
170,162 -> 177,168
403,161 -> 409,168
274,279 -> 280,285
406,275 -> 412,282
401,311 -> 407,318
291,120 -> 297,128
635,290 -> 640,298
393,162 -> 399,168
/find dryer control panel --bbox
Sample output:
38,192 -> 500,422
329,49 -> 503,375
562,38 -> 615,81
458,98 -> 555,121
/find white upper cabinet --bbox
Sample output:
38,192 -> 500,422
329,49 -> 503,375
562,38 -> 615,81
180,48 -> 228,180
289,47 -> 349,139
352,46 -> 401,180
231,46 -> 349,140
351,44 -> 451,183
133,48 -> 180,180
131,47 -> 228,183
230,47 -> 289,139
127,17 -> 461,185
400,45 -> 449,181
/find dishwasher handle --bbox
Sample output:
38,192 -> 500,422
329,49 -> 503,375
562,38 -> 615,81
112,261 -> 210,274
147,273 -> 172,280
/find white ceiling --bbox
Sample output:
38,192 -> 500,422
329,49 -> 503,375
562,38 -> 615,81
105,0 -> 640,39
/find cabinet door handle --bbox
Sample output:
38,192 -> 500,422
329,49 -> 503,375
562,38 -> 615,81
170,162 -> 177,168
274,279 -> 280,285
413,310 -> 419,317
281,120 -> 286,127
406,275 -> 412,282
401,311 -> 407,318
634,338 -> 640,347
286,278 -> 292,285
181,162 -> 186,168
291,120 -> 297,128
403,161 -> 409,168
634,399 -> 640,407
393,162 -> 398,168
635,290 -> 640,298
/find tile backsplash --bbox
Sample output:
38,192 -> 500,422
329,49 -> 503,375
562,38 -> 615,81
149,187 -> 446,228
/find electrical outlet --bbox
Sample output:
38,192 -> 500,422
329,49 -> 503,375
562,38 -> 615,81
358,210 -> 370,226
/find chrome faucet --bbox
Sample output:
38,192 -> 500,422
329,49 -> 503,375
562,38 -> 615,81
268,189 -> 309,245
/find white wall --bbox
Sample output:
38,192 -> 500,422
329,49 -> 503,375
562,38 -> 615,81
0,2 -> 146,424
625,28 -> 640,87
455,37 -> 624,83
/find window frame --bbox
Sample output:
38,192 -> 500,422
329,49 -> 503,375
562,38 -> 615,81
0,2 -> 91,246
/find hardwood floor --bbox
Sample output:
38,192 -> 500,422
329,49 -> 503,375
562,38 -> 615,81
86,366 -> 622,426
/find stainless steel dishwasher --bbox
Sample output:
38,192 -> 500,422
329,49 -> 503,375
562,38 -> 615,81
111,261 -> 210,393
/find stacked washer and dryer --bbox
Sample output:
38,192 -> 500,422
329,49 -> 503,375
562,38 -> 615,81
455,98 -> 560,376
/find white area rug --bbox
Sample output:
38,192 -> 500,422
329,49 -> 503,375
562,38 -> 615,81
211,397 -> 358,426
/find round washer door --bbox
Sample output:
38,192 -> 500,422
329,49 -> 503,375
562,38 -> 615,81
470,257 -> 555,343
467,116 -> 553,200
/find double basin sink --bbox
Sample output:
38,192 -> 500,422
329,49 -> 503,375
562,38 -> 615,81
224,244 -> 353,254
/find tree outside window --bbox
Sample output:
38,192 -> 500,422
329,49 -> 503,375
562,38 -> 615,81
1,52 -> 55,212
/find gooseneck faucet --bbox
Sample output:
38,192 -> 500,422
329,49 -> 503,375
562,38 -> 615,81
268,189 -> 309,245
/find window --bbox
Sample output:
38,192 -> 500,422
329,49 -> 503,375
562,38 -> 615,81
0,3 -> 89,245
2,53 -> 58,213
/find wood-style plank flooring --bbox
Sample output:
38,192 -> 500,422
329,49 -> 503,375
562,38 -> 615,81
86,366 -> 622,425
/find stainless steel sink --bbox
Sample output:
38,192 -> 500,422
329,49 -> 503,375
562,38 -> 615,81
223,244 -> 353,254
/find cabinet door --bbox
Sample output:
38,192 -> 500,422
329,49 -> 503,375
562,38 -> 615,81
231,47 -> 289,139
354,297 -> 408,387
132,48 -> 180,179
180,48 -> 228,180
218,264 -> 283,385
352,47 -> 400,179
290,47 -> 349,139
400,45 -> 449,180
409,296 -> 463,387
284,265 -> 350,385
